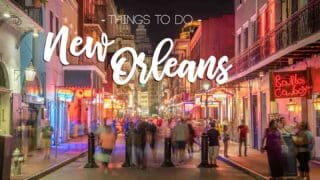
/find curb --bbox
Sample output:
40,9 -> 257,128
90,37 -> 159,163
218,155 -> 268,180
23,150 -> 88,180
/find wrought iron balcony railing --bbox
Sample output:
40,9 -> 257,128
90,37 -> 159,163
11,0 -> 43,27
228,0 -> 320,78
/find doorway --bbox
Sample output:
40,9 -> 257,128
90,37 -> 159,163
260,93 -> 267,148
251,95 -> 259,149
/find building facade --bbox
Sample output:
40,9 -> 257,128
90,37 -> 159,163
224,0 -> 320,159
0,0 -> 45,156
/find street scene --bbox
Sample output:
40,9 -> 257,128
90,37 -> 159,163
1,0 -> 320,179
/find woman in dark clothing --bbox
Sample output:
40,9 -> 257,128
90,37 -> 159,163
261,120 -> 284,180
187,123 -> 195,158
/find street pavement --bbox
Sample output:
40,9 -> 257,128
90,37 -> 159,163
218,141 -> 320,179
11,137 -> 88,180
41,136 -> 255,180
40,156 -> 255,180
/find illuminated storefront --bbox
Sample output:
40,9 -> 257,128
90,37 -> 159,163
63,66 -> 106,136
193,93 -> 222,121
54,86 -> 104,138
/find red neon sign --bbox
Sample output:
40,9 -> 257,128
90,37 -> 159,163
272,71 -> 312,99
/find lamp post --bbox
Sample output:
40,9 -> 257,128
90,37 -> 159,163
203,82 -> 211,128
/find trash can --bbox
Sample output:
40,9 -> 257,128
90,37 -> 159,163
0,135 -> 13,180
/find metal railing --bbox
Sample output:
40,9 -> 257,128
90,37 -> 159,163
11,0 -> 43,27
228,0 -> 320,78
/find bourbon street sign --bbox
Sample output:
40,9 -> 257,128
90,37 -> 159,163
271,70 -> 312,100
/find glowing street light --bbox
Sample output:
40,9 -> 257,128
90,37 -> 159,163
3,12 -> 10,18
25,63 -> 36,81
313,95 -> 320,110
287,99 -> 297,112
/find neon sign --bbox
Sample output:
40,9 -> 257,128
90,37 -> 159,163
272,70 -> 312,99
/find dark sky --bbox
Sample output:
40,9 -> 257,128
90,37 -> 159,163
114,0 -> 234,48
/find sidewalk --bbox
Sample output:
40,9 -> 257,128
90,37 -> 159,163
218,142 -> 320,179
11,137 -> 88,180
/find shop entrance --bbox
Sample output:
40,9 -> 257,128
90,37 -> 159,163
251,95 -> 259,149
260,92 -> 267,148
23,105 -> 39,152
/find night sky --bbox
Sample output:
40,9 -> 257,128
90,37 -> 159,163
115,0 -> 234,47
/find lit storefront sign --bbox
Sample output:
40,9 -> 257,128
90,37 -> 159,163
195,94 -> 220,107
271,70 -> 312,100
57,89 -> 74,102
184,103 -> 193,112
24,94 -> 44,104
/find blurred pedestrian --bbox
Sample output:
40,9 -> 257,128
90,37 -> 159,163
187,121 -> 196,158
222,125 -> 230,158
261,120 -> 284,179
134,120 -> 148,169
41,119 -> 53,160
238,120 -> 248,156
124,122 -> 135,167
97,125 -> 115,173
146,120 -> 158,162
293,121 -> 314,180
207,122 -> 220,167
173,119 -> 189,163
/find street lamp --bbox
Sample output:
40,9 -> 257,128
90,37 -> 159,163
203,82 -> 211,128
25,63 -> 36,82
287,98 -> 297,122
287,99 -> 297,112
313,95 -> 320,110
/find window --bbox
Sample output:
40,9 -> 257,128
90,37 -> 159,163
252,20 -> 258,43
316,110 -> 320,137
56,17 -> 59,56
243,27 -> 248,49
49,11 -> 53,32
236,34 -> 241,54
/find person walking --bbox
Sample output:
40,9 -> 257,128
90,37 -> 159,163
134,120 -> 148,169
173,119 -> 189,163
146,120 -> 158,162
238,120 -> 248,156
207,122 -> 220,168
126,122 -> 135,167
98,125 -> 116,173
187,121 -> 196,159
261,120 -> 284,180
222,125 -> 230,158
41,119 -> 53,160
293,121 -> 314,180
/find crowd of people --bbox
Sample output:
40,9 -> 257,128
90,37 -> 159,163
78,115 -> 315,179
261,117 -> 314,180
93,117 -> 230,172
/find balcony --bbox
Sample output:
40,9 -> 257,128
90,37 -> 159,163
10,0 -> 43,27
0,0 -> 43,31
228,0 -> 320,82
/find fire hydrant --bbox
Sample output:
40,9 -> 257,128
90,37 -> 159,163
12,148 -> 24,175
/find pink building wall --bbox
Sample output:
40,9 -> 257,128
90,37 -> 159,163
45,0 -> 63,101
